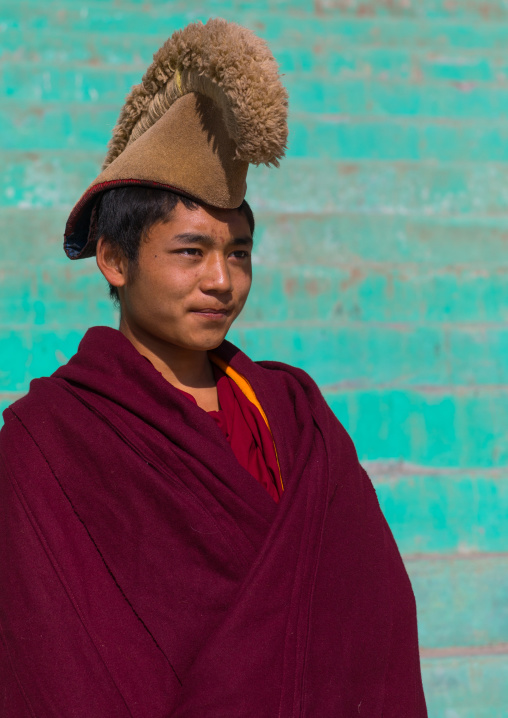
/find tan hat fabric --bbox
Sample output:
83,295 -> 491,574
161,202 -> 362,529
64,18 -> 288,259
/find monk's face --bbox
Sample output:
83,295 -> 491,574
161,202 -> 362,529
114,202 -> 253,352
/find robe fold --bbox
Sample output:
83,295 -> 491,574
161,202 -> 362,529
0,326 -> 427,717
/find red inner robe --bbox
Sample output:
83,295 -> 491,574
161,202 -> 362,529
176,363 -> 281,502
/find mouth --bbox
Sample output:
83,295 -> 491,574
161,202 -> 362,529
191,308 -> 230,320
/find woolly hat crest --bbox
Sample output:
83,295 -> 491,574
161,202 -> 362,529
64,18 -> 288,260
105,18 -> 288,169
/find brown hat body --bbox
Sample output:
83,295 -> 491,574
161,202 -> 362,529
64,19 -> 288,259
98,93 -> 248,208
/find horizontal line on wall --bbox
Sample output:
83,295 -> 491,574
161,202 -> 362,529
9,150 -> 508,169
235,319 -> 508,331
6,206 -> 508,235
322,383 -> 508,396
420,643 -> 508,658
5,320 -> 508,333
7,61 -> 508,90
6,4 -> 508,24
6,259 -> 508,275
5,208 -> 508,224
365,461 -> 508,478
9,102 -> 508,127
403,551 -> 508,562
4,204 -> 508,220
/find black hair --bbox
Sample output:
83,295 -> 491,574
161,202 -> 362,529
94,186 -> 255,303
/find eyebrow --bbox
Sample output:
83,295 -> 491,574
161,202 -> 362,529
172,232 -> 253,247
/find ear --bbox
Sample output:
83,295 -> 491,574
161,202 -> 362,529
96,236 -> 128,289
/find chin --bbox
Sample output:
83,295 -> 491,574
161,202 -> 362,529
196,335 -> 228,351
184,321 -> 234,352
173,331 -> 228,353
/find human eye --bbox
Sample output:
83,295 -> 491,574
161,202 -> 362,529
177,247 -> 202,257
230,250 -> 250,259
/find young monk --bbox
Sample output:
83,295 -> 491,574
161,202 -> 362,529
0,19 -> 427,717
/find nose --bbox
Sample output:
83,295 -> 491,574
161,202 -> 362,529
200,252 -> 233,294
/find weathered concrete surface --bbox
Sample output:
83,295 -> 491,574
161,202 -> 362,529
1,1 -> 507,714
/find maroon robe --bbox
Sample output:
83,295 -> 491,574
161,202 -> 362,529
177,364 -> 281,502
0,326 -> 427,717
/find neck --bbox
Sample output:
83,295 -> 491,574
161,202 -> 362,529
119,318 -> 216,392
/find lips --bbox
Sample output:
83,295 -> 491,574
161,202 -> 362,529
192,308 -> 229,314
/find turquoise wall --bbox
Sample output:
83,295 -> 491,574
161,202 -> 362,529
1,1 -> 507,714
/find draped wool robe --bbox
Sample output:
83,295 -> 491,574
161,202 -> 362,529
0,327 -> 427,717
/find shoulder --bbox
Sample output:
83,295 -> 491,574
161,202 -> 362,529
0,380 -> 73,505
253,358 -> 357,450
1,384 -> 49,454
1,376 -> 68,449
0,403 -> 46,496
253,358 -> 336,423
254,358 -> 325,405
255,359 -> 319,385
1,404 -> 29,447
